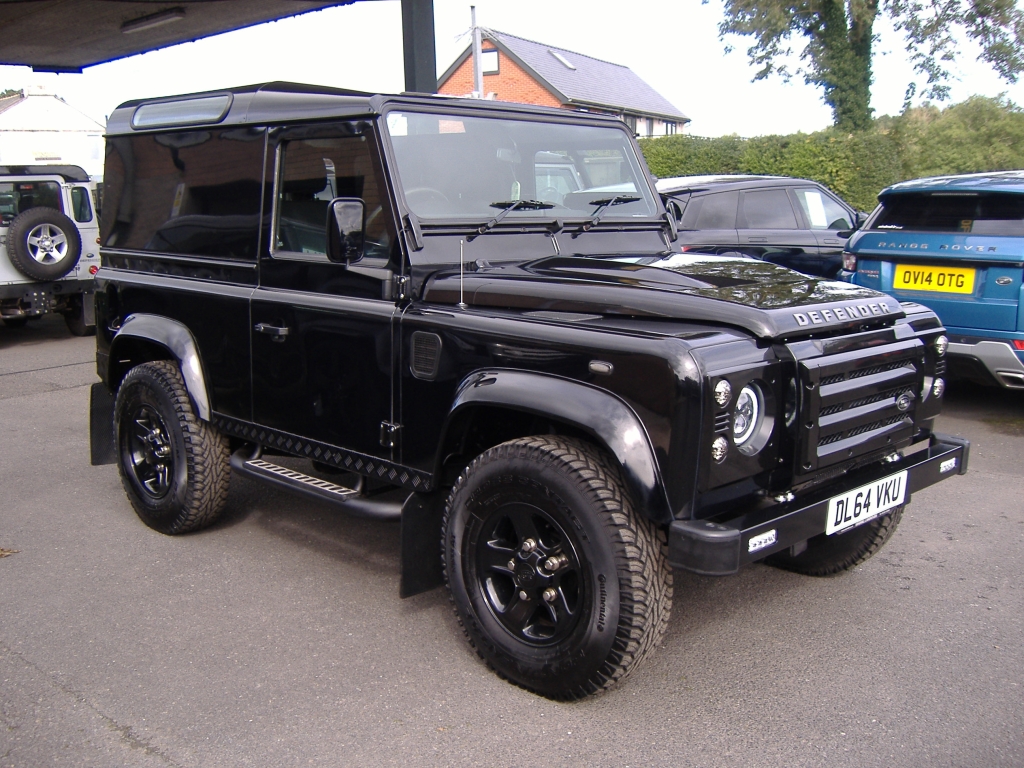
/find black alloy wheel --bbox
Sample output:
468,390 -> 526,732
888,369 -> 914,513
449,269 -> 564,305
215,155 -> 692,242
124,404 -> 174,500
443,436 -> 672,700
474,501 -> 585,646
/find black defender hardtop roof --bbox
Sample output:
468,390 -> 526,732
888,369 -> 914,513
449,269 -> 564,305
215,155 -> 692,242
106,81 -> 631,136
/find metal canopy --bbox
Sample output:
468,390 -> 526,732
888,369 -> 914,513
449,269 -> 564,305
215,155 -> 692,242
0,0 -> 436,92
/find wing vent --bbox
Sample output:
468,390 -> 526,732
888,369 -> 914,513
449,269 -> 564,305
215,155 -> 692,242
411,331 -> 442,380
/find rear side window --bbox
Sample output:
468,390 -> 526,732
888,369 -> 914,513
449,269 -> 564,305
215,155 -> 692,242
101,128 -> 267,259
872,192 -> 1024,236
680,191 -> 738,229
740,189 -> 799,229
71,187 -> 93,222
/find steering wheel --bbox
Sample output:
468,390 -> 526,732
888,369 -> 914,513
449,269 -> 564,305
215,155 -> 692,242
538,186 -> 566,206
404,187 -> 450,213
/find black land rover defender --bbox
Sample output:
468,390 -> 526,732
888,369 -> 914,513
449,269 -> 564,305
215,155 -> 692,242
90,83 -> 968,700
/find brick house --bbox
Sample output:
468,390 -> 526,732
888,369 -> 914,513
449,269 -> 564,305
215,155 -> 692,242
438,30 -> 688,137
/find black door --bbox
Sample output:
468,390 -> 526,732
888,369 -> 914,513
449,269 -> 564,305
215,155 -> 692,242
790,186 -> 857,278
738,188 -> 821,275
251,121 -> 403,461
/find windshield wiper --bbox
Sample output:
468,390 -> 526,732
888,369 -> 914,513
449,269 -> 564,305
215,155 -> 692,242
573,195 -> 642,237
473,199 -> 555,237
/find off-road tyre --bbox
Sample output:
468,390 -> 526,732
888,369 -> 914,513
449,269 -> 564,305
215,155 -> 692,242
114,360 -> 230,534
7,207 -> 82,281
442,436 -> 672,700
766,505 -> 905,576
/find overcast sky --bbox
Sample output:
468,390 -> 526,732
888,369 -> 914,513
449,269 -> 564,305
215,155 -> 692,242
2,0 -> 1022,137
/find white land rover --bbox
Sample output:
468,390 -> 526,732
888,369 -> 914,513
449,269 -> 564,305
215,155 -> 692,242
1,165 -> 101,335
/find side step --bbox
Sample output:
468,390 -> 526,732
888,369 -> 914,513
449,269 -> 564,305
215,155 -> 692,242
230,449 -> 403,520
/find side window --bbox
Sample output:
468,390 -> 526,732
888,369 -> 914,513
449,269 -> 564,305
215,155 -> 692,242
71,187 -> 93,223
681,191 -> 738,230
740,189 -> 799,229
274,125 -> 393,261
100,128 -> 266,260
793,188 -> 851,230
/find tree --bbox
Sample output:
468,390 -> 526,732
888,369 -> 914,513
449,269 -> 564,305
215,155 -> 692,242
1,88 -> 22,99
716,0 -> 1024,131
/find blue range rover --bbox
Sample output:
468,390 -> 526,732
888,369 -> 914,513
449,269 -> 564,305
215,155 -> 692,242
844,171 -> 1024,389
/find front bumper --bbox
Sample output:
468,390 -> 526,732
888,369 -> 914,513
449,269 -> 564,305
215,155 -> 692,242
669,433 -> 970,575
947,340 -> 1024,389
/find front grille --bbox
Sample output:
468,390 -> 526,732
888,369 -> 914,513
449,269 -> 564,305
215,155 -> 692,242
793,337 -> 924,473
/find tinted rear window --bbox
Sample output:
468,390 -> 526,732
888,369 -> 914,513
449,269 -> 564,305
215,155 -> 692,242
873,192 -> 1024,236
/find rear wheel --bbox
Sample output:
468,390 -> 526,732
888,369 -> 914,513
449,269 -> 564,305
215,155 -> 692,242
114,360 -> 230,534
442,436 -> 672,699
766,506 -> 904,576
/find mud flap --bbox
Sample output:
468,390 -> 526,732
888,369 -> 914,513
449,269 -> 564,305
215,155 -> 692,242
90,382 -> 116,466
399,491 -> 446,598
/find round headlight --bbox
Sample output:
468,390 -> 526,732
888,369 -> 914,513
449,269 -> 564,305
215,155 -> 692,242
934,335 -> 948,357
733,383 -> 763,449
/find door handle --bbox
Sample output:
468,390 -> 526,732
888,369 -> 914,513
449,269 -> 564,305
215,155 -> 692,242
255,322 -> 290,342
746,236 -> 767,243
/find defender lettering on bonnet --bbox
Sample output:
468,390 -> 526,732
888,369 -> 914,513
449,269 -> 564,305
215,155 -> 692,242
793,300 -> 896,326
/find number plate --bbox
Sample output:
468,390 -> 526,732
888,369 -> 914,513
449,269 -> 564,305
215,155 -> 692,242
893,264 -> 975,294
826,470 -> 907,536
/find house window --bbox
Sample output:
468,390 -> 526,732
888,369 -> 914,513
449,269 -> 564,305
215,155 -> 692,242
623,115 -> 637,134
645,118 -> 654,138
665,121 -> 677,136
481,49 -> 499,75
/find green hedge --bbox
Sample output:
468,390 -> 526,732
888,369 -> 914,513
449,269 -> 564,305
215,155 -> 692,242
638,96 -> 1024,212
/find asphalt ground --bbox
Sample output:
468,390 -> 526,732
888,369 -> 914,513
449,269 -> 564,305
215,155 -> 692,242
1,314 -> 1022,768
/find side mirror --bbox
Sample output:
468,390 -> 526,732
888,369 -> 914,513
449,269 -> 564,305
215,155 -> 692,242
326,198 -> 366,264
855,211 -> 869,228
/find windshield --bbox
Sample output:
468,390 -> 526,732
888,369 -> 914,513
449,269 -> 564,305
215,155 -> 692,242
872,192 -> 1024,236
385,110 -> 658,221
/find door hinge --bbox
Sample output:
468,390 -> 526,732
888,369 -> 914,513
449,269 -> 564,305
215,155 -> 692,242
380,421 -> 401,448
393,274 -> 410,301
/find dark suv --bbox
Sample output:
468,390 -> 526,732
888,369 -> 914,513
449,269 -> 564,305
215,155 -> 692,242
658,175 -> 864,278
89,83 -> 967,700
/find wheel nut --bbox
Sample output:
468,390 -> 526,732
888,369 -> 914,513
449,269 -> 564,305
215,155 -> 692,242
519,590 -> 529,601
543,555 -> 568,572
542,588 -> 557,603
521,538 -> 537,554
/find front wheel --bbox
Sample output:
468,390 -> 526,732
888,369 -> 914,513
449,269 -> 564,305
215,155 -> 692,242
766,506 -> 904,576
442,436 -> 672,699
114,360 -> 230,534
